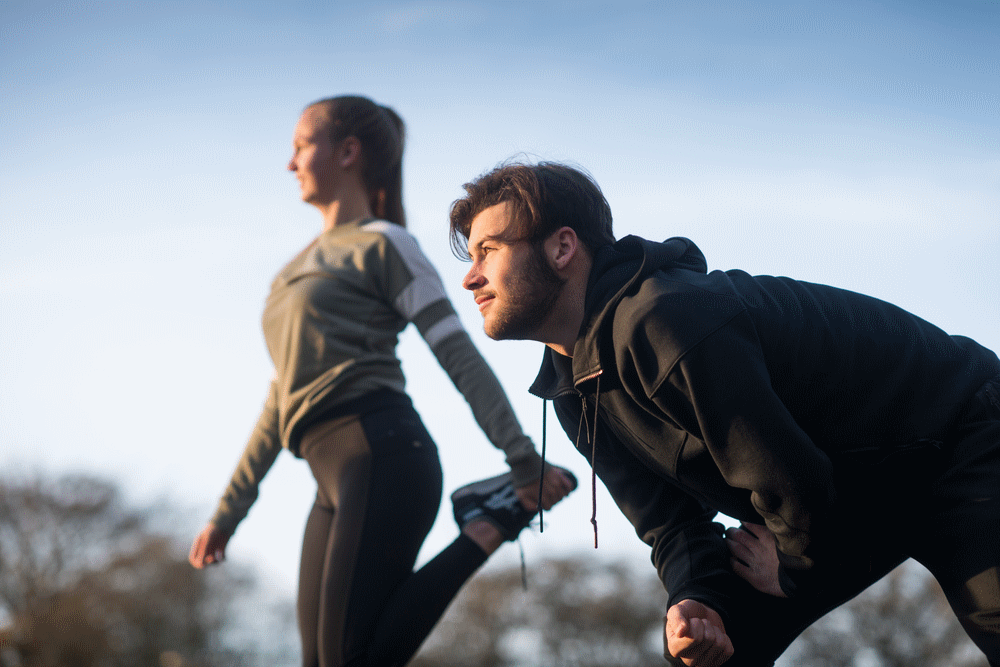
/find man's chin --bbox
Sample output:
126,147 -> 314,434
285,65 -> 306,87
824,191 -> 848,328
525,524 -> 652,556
484,321 -> 536,343
482,323 -> 506,341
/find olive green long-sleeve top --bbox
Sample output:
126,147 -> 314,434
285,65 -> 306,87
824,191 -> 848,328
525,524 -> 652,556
210,219 -> 541,534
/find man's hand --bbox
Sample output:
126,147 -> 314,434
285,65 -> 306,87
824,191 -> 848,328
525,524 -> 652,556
665,599 -> 734,667
189,523 -> 231,569
515,465 -> 575,511
726,522 -> 787,598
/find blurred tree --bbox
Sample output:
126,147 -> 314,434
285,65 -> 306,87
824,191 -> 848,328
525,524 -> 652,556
411,556 -> 669,667
0,472 -> 293,667
784,560 -> 988,667
411,557 -> 988,667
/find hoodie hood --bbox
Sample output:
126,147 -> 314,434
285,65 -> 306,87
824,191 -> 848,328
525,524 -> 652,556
531,236 -> 708,399
572,236 -> 708,386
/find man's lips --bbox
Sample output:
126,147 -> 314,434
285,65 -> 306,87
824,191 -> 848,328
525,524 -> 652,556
474,293 -> 494,312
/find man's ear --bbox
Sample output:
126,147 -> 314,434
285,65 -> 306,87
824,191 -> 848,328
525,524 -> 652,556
337,136 -> 363,169
547,227 -> 579,271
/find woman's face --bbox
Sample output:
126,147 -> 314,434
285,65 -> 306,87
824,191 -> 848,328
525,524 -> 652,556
287,106 -> 338,206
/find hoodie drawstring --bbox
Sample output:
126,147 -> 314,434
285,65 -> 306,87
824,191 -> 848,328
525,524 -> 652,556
542,378 -> 601,550
575,380 -> 601,549
589,376 -> 600,548
538,399 -> 548,533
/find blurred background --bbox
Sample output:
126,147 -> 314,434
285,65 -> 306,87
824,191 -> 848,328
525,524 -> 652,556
2,1 -> 997,665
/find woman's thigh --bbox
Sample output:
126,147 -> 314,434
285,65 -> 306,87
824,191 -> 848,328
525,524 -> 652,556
299,406 -> 443,666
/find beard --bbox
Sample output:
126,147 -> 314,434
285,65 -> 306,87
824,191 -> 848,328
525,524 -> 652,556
484,245 -> 566,341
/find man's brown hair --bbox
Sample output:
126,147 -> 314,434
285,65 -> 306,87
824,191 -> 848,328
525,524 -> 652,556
449,161 -> 615,259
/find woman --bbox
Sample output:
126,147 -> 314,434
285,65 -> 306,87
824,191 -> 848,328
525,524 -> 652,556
189,96 -> 575,667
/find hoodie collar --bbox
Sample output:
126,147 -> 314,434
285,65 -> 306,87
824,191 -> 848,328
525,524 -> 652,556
530,235 -> 707,399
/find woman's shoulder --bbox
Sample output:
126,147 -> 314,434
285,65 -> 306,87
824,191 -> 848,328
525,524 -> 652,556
357,219 -> 439,271
357,218 -> 418,248
314,219 -> 443,287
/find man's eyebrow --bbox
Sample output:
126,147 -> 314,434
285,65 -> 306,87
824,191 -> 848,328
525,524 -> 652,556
470,233 -> 507,252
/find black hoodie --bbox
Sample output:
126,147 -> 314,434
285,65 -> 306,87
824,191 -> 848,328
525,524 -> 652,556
530,235 -> 999,614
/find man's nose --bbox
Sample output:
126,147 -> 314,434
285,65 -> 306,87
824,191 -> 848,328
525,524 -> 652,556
462,265 -> 483,291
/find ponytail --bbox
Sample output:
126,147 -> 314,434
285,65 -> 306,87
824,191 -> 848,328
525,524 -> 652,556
371,105 -> 405,226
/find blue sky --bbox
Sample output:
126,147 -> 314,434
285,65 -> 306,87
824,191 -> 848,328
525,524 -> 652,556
2,0 -> 998,604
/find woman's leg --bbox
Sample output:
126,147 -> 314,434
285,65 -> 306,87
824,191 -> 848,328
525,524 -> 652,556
298,405 -> 492,667
359,533 -> 488,666
297,411 -> 380,667
298,501 -> 335,667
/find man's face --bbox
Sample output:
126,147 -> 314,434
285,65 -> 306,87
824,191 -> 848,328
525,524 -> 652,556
462,202 -> 565,341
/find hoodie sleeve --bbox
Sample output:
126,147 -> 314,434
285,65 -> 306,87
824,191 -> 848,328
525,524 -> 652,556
633,307 -> 842,596
551,396 -> 743,621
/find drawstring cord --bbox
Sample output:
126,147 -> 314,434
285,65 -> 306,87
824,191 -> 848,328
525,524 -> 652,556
538,399 -> 548,533
518,538 -> 527,590
519,400 -> 551,593
543,377 -> 602,551
590,376 -> 600,548
575,381 -> 600,549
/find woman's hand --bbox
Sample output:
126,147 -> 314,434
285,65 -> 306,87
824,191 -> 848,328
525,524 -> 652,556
189,523 -> 231,569
515,466 -> 576,511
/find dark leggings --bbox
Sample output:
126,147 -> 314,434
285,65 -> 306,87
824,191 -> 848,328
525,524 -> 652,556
710,378 -> 1000,667
297,400 -> 488,667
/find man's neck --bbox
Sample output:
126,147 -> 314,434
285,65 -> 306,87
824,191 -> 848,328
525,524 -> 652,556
538,273 -> 587,358
545,341 -> 575,358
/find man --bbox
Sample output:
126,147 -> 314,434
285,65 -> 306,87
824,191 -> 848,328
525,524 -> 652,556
448,161 -> 1000,667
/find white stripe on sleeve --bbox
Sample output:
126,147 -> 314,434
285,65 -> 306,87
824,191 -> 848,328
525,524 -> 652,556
365,221 -> 449,319
422,314 -> 464,348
